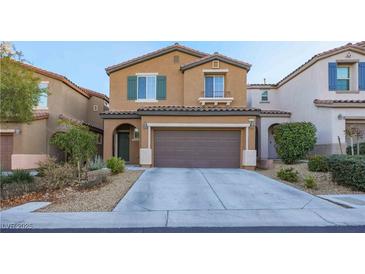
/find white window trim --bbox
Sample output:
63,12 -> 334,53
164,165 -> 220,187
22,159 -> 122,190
135,72 -> 158,76
135,99 -> 158,103
204,75 -> 225,98
93,105 -> 98,111
136,75 -> 157,100
336,65 -> 351,91
261,90 -> 269,102
203,69 -> 229,73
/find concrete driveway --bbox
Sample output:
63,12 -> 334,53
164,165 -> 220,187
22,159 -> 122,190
114,168 -> 337,211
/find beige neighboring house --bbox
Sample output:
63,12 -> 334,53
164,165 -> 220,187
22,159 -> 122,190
248,41 -> 365,163
0,63 -> 109,171
101,43 -> 287,169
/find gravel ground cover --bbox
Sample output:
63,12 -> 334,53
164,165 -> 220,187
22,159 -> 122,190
257,161 -> 364,195
36,170 -> 143,212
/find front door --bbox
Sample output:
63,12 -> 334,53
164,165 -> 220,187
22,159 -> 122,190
117,132 -> 129,161
268,126 -> 278,159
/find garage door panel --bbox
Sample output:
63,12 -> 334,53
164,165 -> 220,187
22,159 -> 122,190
154,130 -> 240,168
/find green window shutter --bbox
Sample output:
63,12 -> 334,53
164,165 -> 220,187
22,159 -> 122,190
127,76 -> 137,100
156,76 -> 166,100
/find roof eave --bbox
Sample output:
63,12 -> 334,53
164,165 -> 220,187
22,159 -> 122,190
105,46 -> 208,75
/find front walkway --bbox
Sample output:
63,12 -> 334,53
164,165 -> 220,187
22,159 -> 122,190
1,168 -> 365,231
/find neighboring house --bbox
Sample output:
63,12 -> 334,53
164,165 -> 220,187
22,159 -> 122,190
248,41 -> 365,161
101,43 -> 272,169
0,63 -> 109,170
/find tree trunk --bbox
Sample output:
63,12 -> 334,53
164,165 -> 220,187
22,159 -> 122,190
77,161 -> 81,183
350,137 -> 354,156
357,135 -> 360,155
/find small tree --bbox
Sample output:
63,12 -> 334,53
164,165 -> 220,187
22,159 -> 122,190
0,42 -> 46,123
345,127 -> 363,156
274,122 -> 317,164
50,120 -> 98,182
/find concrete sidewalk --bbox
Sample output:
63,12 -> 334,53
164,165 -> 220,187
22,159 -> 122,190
2,202 -> 365,231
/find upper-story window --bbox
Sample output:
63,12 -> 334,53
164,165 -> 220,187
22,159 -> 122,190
204,75 -> 224,98
336,66 -> 350,91
261,90 -> 269,102
37,81 -> 49,109
137,75 -> 156,100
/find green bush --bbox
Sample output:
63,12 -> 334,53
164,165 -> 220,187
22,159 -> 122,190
346,143 -> 365,155
0,170 -> 34,186
277,167 -> 299,182
304,175 -> 317,189
308,155 -> 329,172
273,122 -> 317,164
106,157 -> 125,174
327,155 -> 365,191
88,155 -> 106,171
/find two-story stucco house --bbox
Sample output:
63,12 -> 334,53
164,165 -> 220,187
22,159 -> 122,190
248,41 -> 365,162
101,43 -> 264,169
0,63 -> 109,170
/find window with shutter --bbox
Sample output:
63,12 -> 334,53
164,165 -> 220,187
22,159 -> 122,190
359,62 -> 365,91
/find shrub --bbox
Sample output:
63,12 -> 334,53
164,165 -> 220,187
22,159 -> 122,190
106,157 -> 125,174
308,155 -> 329,172
88,155 -> 106,171
346,142 -> 365,155
0,170 -> 38,200
37,158 -> 78,189
277,167 -> 299,182
0,170 -> 33,186
273,122 -> 317,164
327,155 -> 365,191
304,175 -> 317,189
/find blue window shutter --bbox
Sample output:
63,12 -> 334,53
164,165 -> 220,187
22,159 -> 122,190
127,76 -> 137,100
205,76 -> 214,97
156,76 -> 166,100
359,62 -> 365,91
328,62 -> 337,91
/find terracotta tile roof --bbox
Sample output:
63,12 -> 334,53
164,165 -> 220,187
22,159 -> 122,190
355,41 -> 365,48
276,42 -> 365,87
19,62 -> 108,103
314,99 -> 365,104
101,110 -> 138,115
260,110 -> 291,115
180,53 -> 251,71
247,84 -> 278,89
58,114 -> 103,132
137,105 -> 259,112
249,41 -> 365,88
21,62 -> 90,98
33,110 -> 49,120
80,87 -> 109,102
105,43 -> 209,75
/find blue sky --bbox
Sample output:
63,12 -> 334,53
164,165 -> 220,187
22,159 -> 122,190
13,41 -> 348,95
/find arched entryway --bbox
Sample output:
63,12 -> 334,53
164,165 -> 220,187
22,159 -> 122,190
268,124 -> 279,159
113,123 -> 139,163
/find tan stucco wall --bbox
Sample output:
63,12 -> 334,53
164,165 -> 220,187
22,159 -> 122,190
0,71 -> 105,162
87,96 -> 106,129
108,50 -> 248,110
183,61 -> 248,106
1,119 -> 48,154
108,51 -> 200,110
103,119 -> 141,161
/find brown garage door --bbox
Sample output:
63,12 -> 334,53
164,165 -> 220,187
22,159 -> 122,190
154,130 -> 241,168
0,134 -> 13,171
